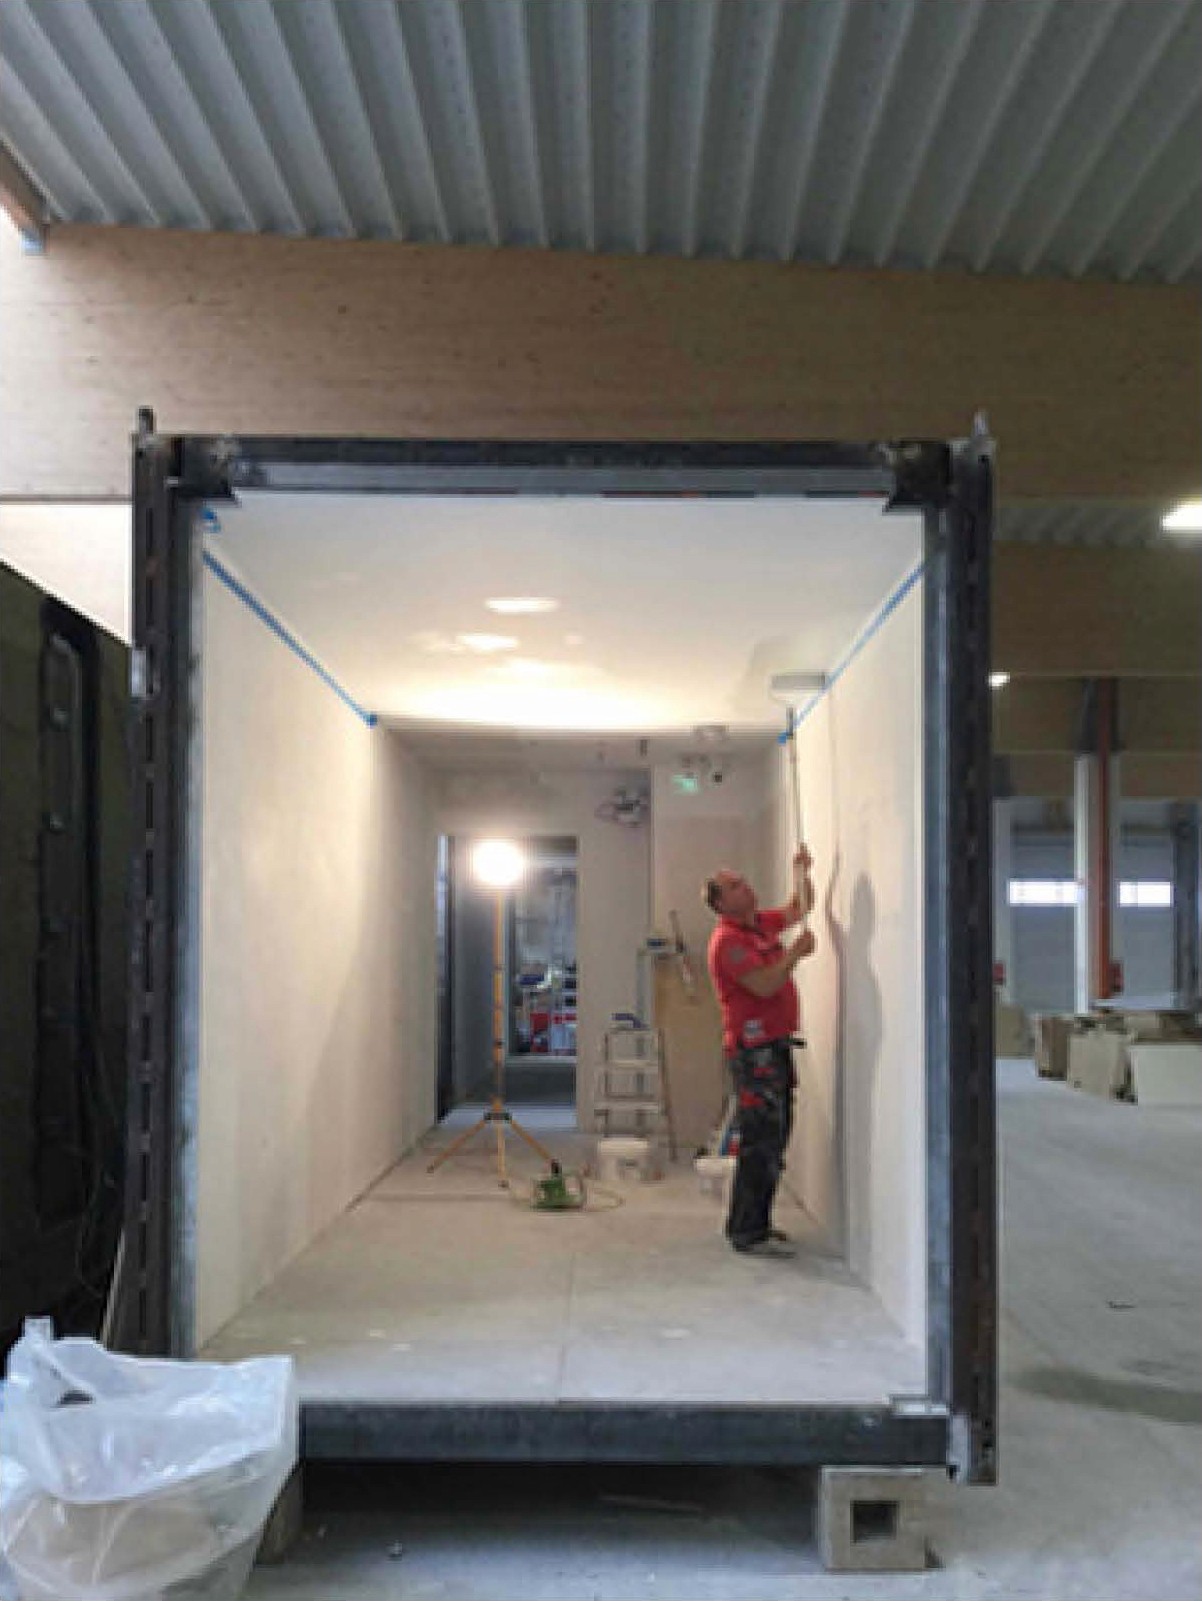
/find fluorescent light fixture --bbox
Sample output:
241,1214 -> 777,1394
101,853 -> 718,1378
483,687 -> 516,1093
989,671 -> 1010,689
485,596 -> 560,615
1162,499 -> 1202,534
456,632 -> 518,653
471,839 -> 526,888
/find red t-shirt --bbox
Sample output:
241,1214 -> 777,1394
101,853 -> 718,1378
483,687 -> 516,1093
707,908 -> 800,1054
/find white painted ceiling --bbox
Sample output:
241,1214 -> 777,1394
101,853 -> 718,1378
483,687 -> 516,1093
212,492 -> 922,736
1,0 -> 1197,282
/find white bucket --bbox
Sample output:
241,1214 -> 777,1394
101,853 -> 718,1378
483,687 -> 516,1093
694,1154 -> 735,1201
595,1136 -> 654,1183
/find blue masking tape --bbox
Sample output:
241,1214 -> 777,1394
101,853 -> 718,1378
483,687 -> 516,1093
787,559 -> 926,734
202,550 -> 378,728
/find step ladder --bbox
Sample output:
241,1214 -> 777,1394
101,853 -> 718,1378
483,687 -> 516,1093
591,1025 -> 677,1160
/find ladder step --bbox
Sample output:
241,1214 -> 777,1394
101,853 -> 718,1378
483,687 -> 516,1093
592,1097 -> 665,1112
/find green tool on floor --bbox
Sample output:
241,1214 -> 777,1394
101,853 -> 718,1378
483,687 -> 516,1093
531,1161 -> 586,1211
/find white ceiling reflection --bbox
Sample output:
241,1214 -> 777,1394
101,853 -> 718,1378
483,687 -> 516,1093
210,493 -> 921,735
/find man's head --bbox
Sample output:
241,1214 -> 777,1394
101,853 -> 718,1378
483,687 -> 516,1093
703,868 -> 757,924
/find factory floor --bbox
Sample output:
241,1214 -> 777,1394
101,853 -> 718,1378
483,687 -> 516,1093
205,1106 -> 923,1406
245,1060 -> 1201,1600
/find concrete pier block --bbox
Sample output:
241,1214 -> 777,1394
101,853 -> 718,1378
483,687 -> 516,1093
257,1466 -> 304,1565
819,1465 -> 933,1572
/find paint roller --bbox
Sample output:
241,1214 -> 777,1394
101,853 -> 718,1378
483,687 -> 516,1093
768,671 -> 826,920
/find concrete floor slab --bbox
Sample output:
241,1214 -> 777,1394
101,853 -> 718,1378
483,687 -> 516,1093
205,1109 -> 922,1409
244,1062 -> 1202,1599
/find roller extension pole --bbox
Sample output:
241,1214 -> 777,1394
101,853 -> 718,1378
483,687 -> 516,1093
785,710 -> 809,930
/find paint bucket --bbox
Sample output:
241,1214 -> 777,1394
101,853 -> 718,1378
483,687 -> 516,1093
693,1153 -> 735,1202
595,1136 -> 654,1183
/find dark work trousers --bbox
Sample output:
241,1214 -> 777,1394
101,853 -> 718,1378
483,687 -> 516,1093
725,1039 -> 795,1248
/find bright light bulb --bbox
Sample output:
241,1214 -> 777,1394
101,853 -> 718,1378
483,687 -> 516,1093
485,596 -> 559,615
989,671 -> 1010,689
1162,499 -> 1202,534
471,839 -> 526,888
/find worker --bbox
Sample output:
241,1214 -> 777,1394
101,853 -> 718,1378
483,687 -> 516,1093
703,848 -> 815,1258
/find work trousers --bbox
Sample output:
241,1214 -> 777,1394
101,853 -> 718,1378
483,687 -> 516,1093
724,1039 -> 795,1249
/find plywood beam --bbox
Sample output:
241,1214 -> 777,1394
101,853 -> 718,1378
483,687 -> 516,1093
994,544 -> 1202,679
993,680 -> 1081,754
1122,679 -> 1202,752
1,222 -> 1198,499
994,677 -> 1202,755
1002,752 -> 1201,800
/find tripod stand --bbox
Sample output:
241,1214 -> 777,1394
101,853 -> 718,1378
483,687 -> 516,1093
428,888 -> 555,1185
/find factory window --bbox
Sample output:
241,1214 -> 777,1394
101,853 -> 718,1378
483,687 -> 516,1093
1008,879 -> 1173,908
1119,880 -> 1173,909
1008,879 -> 1079,907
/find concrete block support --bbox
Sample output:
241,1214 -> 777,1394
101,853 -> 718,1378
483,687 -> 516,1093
819,1465 -> 933,1572
256,1467 -> 304,1565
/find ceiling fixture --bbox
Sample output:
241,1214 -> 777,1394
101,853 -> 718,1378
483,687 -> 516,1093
989,671 -> 1010,689
1162,499 -> 1202,534
595,785 -> 649,827
456,633 -> 518,653
485,596 -> 560,615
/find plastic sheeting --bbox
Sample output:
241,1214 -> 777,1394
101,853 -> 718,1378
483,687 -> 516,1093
0,1322 -> 296,1601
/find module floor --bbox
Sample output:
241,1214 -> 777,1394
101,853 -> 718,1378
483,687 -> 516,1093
202,1106 -> 923,1406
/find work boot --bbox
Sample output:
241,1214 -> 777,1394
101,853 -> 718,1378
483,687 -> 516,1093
732,1237 -> 796,1259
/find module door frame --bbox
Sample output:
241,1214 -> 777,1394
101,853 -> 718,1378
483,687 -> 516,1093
123,429 -> 996,1482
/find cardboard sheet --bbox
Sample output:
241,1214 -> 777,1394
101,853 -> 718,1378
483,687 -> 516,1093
1129,1042 -> 1202,1107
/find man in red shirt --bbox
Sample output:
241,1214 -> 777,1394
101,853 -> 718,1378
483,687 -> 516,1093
704,848 -> 815,1258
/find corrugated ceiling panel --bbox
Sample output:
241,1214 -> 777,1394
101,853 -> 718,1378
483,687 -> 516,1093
1,0 -> 1198,281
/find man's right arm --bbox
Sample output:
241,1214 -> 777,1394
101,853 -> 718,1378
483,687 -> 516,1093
736,928 -> 816,998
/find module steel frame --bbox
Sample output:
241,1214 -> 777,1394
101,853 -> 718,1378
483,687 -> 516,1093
120,424 -> 996,1483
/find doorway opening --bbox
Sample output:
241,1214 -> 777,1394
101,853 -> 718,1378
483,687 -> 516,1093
438,833 -> 579,1118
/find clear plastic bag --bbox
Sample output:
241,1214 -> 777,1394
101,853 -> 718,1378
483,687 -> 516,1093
0,1321 -> 297,1601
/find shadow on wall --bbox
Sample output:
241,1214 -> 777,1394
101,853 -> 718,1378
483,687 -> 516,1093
825,864 -> 884,1270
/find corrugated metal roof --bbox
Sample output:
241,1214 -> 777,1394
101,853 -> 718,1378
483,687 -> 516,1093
1,0 -> 1198,281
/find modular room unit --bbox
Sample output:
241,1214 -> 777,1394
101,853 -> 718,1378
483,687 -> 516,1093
114,425 -> 996,1484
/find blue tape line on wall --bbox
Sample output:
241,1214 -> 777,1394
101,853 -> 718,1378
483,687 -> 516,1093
202,550 -> 378,728
793,558 -> 926,730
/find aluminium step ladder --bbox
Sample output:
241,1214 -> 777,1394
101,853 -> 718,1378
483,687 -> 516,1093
591,1024 -> 677,1161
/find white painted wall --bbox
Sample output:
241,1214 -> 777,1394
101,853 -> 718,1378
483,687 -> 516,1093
783,583 -> 926,1346
197,570 -> 437,1347
434,769 -> 650,1126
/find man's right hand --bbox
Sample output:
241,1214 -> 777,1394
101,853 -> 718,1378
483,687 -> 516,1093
795,928 -> 816,960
